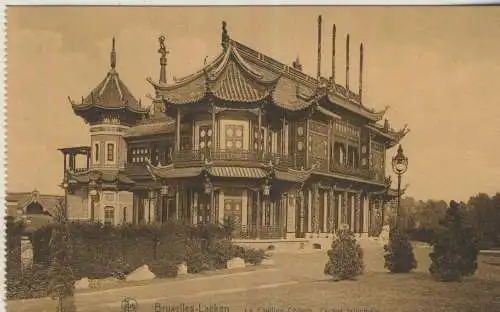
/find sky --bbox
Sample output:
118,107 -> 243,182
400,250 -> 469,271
6,6 -> 500,202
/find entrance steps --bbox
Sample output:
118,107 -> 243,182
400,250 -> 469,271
232,233 -> 378,254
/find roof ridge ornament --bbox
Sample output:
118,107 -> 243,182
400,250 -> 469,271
158,35 -> 169,84
221,21 -> 229,51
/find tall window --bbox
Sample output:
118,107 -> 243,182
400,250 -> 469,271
334,142 -> 346,166
224,189 -> 243,226
104,206 -> 115,225
106,143 -> 115,163
94,142 -> 100,163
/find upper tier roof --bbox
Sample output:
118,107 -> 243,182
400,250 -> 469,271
147,31 -> 388,122
69,38 -> 148,122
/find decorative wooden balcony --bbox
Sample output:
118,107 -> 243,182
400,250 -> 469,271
172,149 -> 293,168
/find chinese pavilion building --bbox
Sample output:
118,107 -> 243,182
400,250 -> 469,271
61,18 -> 408,241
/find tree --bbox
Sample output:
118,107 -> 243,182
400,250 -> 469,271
47,200 -> 76,312
324,226 -> 364,280
468,193 -> 500,248
429,200 -> 479,282
384,224 -> 417,273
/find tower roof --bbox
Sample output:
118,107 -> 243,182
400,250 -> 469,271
69,38 -> 148,124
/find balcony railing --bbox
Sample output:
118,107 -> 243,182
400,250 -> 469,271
172,149 -> 293,167
231,224 -> 285,240
170,149 -> 380,182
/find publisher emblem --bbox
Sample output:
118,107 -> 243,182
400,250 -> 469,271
121,297 -> 138,312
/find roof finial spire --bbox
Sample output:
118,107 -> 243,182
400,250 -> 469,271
359,42 -> 364,104
331,24 -> 336,85
158,35 -> 169,84
345,34 -> 350,99
316,15 -> 322,81
110,37 -> 116,69
221,21 -> 229,51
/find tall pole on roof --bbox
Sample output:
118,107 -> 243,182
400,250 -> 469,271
222,21 -> 229,51
332,24 -> 336,85
346,34 -> 350,99
110,37 -> 116,70
359,43 -> 364,104
158,35 -> 169,84
317,15 -> 322,81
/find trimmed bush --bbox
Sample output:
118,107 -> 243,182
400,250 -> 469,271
429,201 -> 480,282
384,224 -> 417,273
324,228 -> 364,281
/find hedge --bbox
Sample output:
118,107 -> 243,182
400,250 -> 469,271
6,219 -> 266,300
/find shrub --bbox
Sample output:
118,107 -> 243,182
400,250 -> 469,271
6,263 -> 50,300
429,201 -> 480,282
47,203 -> 76,312
207,240 -> 236,269
185,245 -> 211,274
149,259 -> 179,278
241,248 -> 267,265
384,224 -> 417,273
324,228 -> 364,281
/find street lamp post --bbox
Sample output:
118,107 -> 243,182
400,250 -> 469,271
391,144 -> 408,225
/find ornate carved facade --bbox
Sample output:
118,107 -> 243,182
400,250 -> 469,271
60,20 -> 408,239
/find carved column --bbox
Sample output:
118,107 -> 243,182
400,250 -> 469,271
211,103 -> 216,157
313,184 -> 320,234
298,189 -> 305,236
307,189 -> 312,233
176,109 -> 181,152
328,187 -> 335,233
363,193 -> 370,234
342,190 -> 348,227
256,190 -> 261,238
355,192 -> 361,234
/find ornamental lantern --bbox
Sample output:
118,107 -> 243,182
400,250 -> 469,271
391,145 -> 408,175
148,189 -> 157,199
391,144 -> 409,222
203,178 -> 212,195
161,184 -> 169,196
263,184 -> 271,197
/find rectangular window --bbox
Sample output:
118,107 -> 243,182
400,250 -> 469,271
224,125 -> 244,151
107,143 -> 115,162
104,206 -> 114,225
94,142 -> 100,164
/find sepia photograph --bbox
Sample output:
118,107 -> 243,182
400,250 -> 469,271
4,6 -> 500,312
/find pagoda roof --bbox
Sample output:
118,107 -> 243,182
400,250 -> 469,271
147,44 -> 280,105
125,117 -> 176,138
148,28 -> 389,121
69,38 -> 148,121
368,122 -> 410,148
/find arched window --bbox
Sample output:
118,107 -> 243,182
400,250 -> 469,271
104,206 -> 115,225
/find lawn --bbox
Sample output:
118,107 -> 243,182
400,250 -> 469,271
173,244 -> 500,312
